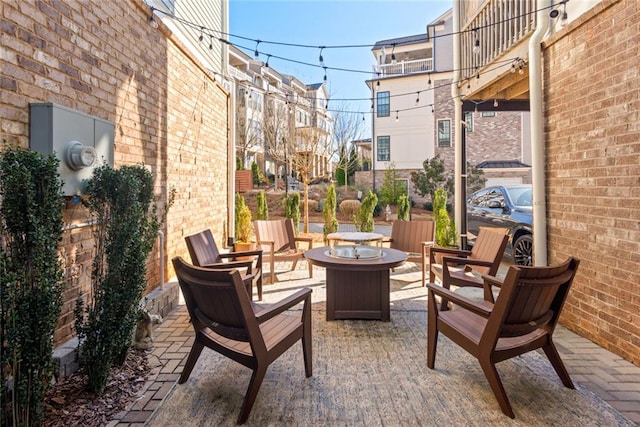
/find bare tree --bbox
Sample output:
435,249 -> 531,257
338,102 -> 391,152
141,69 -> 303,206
333,104 -> 366,190
265,104 -> 336,233
263,94 -> 290,188
235,89 -> 264,169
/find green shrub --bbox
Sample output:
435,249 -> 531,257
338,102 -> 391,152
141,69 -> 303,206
397,194 -> 410,221
433,188 -> 457,247
75,164 -> 165,394
354,190 -> 377,232
235,193 -> 253,243
0,146 -> 65,426
284,192 -> 300,234
339,199 -> 361,216
323,183 -> 339,240
251,161 -> 265,186
256,190 -> 269,220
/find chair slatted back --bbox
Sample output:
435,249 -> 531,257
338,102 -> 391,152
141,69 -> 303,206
390,220 -> 435,255
254,219 -> 296,253
185,229 -> 222,266
488,257 -> 580,338
469,228 -> 509,276
172,257 -> 256,342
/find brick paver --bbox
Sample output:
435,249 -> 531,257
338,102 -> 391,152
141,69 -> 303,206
113,261 -> 640,426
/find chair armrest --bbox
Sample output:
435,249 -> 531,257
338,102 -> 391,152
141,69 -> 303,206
256,240 -> 275,256
421,241 -> 434,247
254,288 -> 312,323
429,246 -> 470,264
482,274 -> 504,288
294,236 -> 313,250
203,260 -> 253,270
441,256 -> 494,269
427,283 -> 492,317
220,249 -> 263,259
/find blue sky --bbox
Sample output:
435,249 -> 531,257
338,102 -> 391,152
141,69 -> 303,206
229,0 -> 451,124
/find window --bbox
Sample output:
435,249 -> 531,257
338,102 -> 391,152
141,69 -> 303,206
377,136 -> 390,161
437,119 -> 451,147
377,91 -> 390,117
464,111 -> 473,132
481,111 -> 496,117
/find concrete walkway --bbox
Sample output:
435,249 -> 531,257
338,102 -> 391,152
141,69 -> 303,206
108,256 -> 640,426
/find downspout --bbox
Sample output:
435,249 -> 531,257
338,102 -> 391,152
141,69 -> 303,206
227,88 -> 235,247
452,1 -> 463,246
528,0 -> 552,265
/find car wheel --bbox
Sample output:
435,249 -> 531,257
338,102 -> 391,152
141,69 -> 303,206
513,234 -> 533,266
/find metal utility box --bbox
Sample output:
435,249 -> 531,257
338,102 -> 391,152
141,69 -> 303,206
29,103 -> 114,195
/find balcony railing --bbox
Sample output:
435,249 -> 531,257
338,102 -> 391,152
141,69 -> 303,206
373,58 -> 433,77
461,0 -> 536,79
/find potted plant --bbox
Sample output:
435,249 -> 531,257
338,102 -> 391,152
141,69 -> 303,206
234,193 -> 255,252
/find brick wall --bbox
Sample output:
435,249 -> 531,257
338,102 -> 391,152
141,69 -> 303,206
1,0 -> 230,346
543,0 -> 640,365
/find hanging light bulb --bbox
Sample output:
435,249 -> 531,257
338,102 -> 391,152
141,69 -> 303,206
473,29 -> 480,55
415,91 -> 420,105
149,13 -> 159,29
431,105 -> 434,113
395,111 -> 399,122
376,81 -> 380,91
493,99 -> 498,108
323,66 -> 327,82
362,114 -> 365,122
428,74 -> 432,85
254,40 -> 261,59
391,44 -> 397,65
265,54 -> 270,69
319,47 -> 325,67
209,35 -> 213,50
560,9 -> 568,26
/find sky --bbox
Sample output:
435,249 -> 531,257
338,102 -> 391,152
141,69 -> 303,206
228,0 -> 451,134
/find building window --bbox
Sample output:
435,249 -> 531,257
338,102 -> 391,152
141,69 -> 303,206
437,119 -> 451,147
377,136 -> 390,161
464,111 -> 473,132
377,91 -> 390,117
481,111 -> 496,117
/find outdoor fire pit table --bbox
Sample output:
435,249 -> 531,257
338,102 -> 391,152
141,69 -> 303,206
305,246 -> 407,321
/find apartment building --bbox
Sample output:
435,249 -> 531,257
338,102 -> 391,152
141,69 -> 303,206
228,45 -> 333,187
364,9 -> 530,201
454,0 -> 639,365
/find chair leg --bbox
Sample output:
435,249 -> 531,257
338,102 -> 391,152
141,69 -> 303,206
237,365 -> 268,424
307,259 -> 313,278
257,276 -> 263,301
178,340 -> 204,384
291,258 -> 298,272
479,357 -> 515,418
270,258 -> 275,284
302,300 -> 312,377
427,292 -> 438,369
543,339 -> 575,389
421,260 -> 426,287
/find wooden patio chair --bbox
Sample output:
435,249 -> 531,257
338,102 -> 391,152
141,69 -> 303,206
254,218 -> 313,283
185,229 -> 264,300
383,219 -> 435,286
172,257 -> 313,425
427,257 -> 580,418
429,228 -> 508,310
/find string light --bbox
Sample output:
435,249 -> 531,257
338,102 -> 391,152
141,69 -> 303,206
198,27 -> 204,42
395,111 -> 399,122
473,29 -> 480,55
209,35 -> 213,50
323,66 -> 327,82
254,40 -> 260,59
560,0 -> 568,27
149,12 -> 158,29
319,46 -> 325,67
428,74 -> 432,85
265,54 -> 271,68
431,105 -> 434,113
415,91 -> 420,105
391,44 -> 397,65
493,99 -> 498,108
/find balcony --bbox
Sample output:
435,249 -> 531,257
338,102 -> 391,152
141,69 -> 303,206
461,0 -> 536,101
373,58 -> 433,78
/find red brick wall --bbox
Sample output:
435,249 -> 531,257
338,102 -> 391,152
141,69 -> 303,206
543,0 -> 640,365
1,0 -> 230,345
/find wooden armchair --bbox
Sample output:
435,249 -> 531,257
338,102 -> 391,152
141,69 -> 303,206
185,229 -> 263,300
172,257 -> 312,424
427,257 -> 580,418
429,228 -> 508,310
383,220 -> 435,286
254,218 -> 313,283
